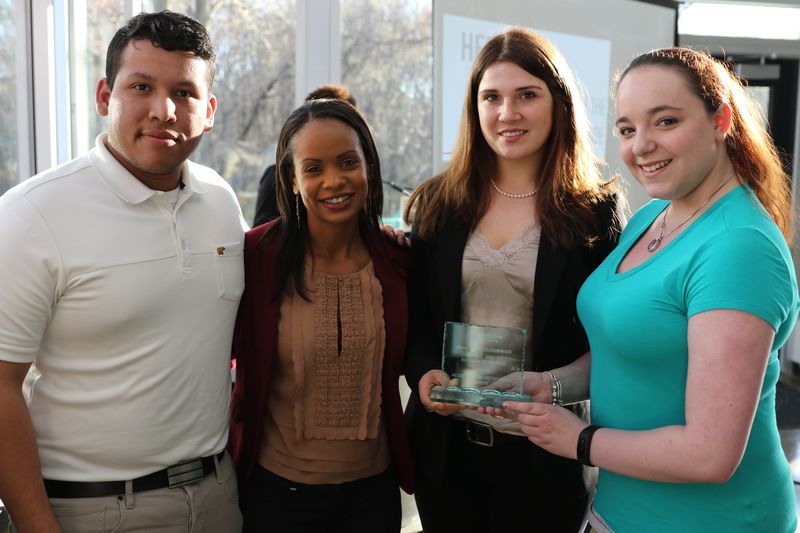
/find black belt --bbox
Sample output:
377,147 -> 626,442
44,451 -> 225,498
460,419 -> 523,447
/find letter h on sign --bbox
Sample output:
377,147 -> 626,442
461,32 -> 487,62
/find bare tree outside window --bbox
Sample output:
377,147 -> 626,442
63,0 -> 432,225
181,0 -> 433,225
71,1 -> 127,158
342,0 -> 433,225
141,0 -> 296,222
0,0 -> 19,196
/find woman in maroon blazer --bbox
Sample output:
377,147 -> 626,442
228,98 -> 413,533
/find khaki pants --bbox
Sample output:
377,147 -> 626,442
14,453 -> 242,533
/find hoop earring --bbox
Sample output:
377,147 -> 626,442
295,193 -> 301,229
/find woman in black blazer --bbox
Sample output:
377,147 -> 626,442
403,28 -> 621,533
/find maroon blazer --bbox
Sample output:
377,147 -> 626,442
227,219 -> 414,495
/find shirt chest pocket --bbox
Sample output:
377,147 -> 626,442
213,242 -> 244,301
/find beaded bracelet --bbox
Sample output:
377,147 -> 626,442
544,370 -> 563,405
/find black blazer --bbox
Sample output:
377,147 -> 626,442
404,195 -> 619,498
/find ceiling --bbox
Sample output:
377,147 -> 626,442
681,0 -> 800,5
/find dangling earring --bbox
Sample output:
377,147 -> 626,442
295,193 -> 301,229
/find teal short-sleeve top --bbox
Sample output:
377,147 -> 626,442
577,185 -> 798,533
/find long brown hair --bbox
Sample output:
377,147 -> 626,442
617,47 -> 793,243
404,27 -> 613,249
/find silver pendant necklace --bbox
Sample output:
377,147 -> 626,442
647,174 -> 736,253
489,177 -> 537,199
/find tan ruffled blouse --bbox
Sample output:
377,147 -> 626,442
258,261 -> 390,484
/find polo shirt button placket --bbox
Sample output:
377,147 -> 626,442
173,216 -> 191,271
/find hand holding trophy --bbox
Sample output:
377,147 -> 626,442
417,369 -> 468,415
429,322 -> 533,408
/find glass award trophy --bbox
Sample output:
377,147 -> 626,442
429,321 -> 531,408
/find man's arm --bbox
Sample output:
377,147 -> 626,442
0,361 -> 60,533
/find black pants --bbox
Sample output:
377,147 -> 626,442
414,423 -> 588,533
242,465 -> 401,533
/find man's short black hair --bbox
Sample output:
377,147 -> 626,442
105,10 -> 216,90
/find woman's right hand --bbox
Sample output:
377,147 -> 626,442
380,224 -> 411,247
418,369 -> 466,416
478,371 -> 553,417
486,371 -> 552,401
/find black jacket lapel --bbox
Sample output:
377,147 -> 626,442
435,219 -> 469,324
529,233 -> 568,367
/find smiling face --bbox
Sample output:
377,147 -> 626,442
96,40 -> 216,191
615,65 -> 730,203
477,61 -> 554,168
291,118 -> 369,233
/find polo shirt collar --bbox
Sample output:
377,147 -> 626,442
89,133 -> 207,204
180,162 -> 207,197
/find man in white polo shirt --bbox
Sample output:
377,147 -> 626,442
0,11 -> 245,532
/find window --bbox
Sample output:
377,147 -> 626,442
0,0 -> 19,195
143,0 -> 297,224
679,3 -> 800,40
341,0 -> 432,227
69,1 -> 127,158
744,85 -> 771,129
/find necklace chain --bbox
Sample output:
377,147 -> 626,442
647,174 -> 737,253
489,177 -> 537,199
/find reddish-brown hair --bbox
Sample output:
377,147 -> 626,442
617,47 -> 793,243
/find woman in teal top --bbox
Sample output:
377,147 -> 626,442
496,48 -> 799,532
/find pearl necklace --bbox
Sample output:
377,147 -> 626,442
647,174 -> 736,253
489,177 -> 537,199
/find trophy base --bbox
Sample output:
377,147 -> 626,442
430,386 -> 531,408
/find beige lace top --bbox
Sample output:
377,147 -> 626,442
456,221 -> 541,435
259,261 -> 390,484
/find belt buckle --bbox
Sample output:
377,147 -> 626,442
166,458 -> 206,488
465,420 -> 494,447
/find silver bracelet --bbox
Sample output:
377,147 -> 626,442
544,370 -> 563,405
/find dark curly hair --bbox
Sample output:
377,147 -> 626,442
305,85 -> 357,107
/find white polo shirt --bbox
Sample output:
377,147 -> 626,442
0,134 -> 246,481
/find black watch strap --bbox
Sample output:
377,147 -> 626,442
577,424 -> 601,467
